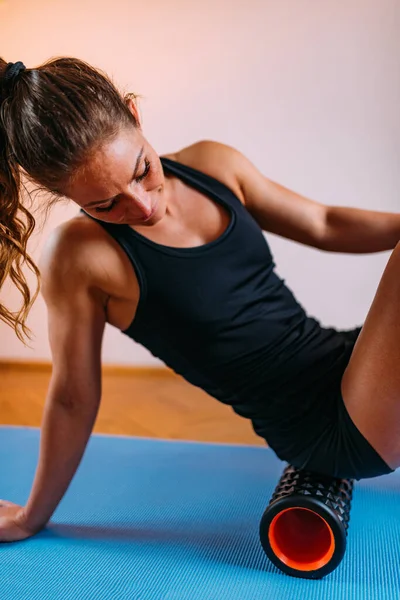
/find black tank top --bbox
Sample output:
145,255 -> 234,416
86,157 -> 347,420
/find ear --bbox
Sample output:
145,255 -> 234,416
125,97 -> 142,128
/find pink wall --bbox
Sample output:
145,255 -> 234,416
1,0 -> 399,364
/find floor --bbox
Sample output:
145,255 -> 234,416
0,363 -> 263,445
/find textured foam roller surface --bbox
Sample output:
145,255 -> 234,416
0,426 -> 399,599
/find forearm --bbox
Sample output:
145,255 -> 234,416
321,206 -> 400,253
20,395 -> 100,533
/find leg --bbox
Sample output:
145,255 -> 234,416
342,241 -> 400,470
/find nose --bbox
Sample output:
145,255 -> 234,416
128,191 -> 153,218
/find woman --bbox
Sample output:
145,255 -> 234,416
0,57 -> 398,543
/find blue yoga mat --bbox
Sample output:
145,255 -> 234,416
0,426 -> 399,599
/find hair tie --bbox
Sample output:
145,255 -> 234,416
4,62 -> 26,86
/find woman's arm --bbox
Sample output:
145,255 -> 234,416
20,379 -> 103,533
239,161 -> 400,253
313,206 -> 400,253
189,140 -> 400,253
17,225 -> 107,534
235,148 -> 400,253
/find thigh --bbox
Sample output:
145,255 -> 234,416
342,242 -> 400,470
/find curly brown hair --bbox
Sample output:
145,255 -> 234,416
0,57 -> 139,343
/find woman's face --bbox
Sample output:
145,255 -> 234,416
65,124 -> 167,227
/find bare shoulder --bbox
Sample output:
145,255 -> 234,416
39,214 -> 136,303
39,215 -> 106,282
163,140 -> 246,204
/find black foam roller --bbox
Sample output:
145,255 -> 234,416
259,464 -> 354,579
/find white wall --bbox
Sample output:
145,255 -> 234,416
1,0 -> 399,364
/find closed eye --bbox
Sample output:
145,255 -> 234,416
95,159 -> 151,213
136,159 -> 150,182
95,198 -> 118,213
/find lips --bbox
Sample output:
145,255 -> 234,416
141,198 -> 158,222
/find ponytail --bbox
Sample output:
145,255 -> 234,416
0,60 -> 40,343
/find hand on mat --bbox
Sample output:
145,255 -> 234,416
0,500 -> 37,543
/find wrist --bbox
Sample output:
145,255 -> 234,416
16,507 -> 48,534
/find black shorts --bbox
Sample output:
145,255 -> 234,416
253,327 -> 395,481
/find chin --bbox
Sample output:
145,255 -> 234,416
143,203 -> 166,226
124,213 -> 161,227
